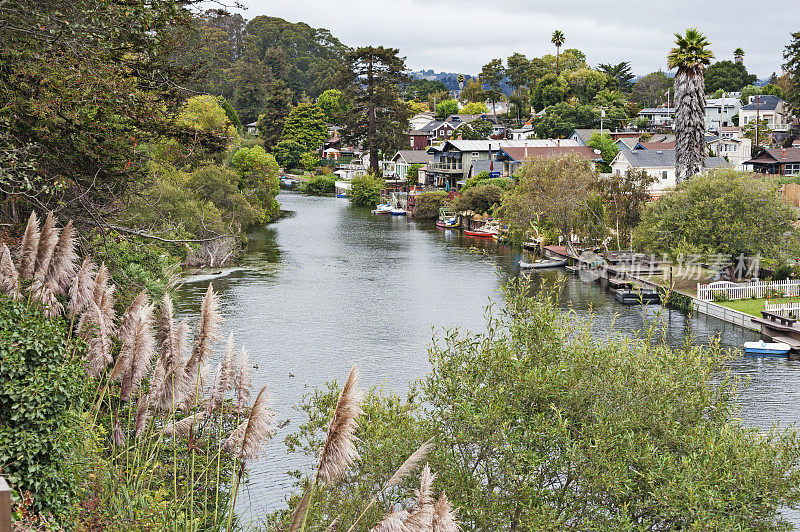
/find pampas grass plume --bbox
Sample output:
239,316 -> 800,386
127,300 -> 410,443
235,345 -> 252,414
224,385 -> 275,460
44,220 -> 78,295
0,243 -> 21,299
69,258 -> 97,316
431,492 -> 459,532
317,364 -> 363,484
162,412 -> 205,437
33,211 -> 59,281
16,211 -> 39,279
370,510 -> 408,532
401,464 -> 436,532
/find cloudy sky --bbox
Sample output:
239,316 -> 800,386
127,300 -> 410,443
231,0 -> 798,78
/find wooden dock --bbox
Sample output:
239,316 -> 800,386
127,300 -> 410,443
751,312 -> 800,352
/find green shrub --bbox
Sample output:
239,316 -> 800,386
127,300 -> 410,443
301,174 -> 337,195
712,290 -> 730,302
772,264 -> 792,281
0,296 -> 87,516
472,177 -> 513,190
453,184 -> 504,214
349,174 -> 384,207
413,191 -> 448,219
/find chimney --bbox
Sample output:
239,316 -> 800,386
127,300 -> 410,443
783,148 -> 787,159
557,138 -> 560,147
525,146 -> 529,158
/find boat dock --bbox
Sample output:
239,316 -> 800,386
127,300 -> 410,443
751,311 -> 800,350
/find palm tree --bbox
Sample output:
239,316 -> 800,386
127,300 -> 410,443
668,28 -> 714,183
551,30 -> 565,76
598,62 -> 635,91
457,73 -> 465,91
734,47 -> 745,64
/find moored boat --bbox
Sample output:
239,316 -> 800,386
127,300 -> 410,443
371,204 -> 392,214
390,208 -> 407,216
743,340 -> 791,356
436,217 -> 458,228
519,259 -> 567,269
464,228 -> 497,237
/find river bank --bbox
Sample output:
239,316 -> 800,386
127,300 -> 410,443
174,192 -> 800,523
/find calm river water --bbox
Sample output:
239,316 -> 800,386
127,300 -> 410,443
174,191 -> 800,524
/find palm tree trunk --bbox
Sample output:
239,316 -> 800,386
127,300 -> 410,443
674,67 -> 706,183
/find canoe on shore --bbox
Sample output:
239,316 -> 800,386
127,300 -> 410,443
519,259 -> 567,269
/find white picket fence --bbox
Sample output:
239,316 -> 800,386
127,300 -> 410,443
697,279 -> 800,301
764,301 -> 800,317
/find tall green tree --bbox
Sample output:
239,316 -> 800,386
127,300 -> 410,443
281,102 -> 328,152
632,71 -> 673,108
480,58 -> 506,115
257,80 -> 293,148
734,47 -> 745,64
587,133 -> 620,173
316,89 -> 345,123
0,0 -> 215,225
598,61 -> 635,91
704,61 -> 756,93
460,79 -> 486,103
530,73 -> 568,111
634,170 -> 796,260
783,31 -> 800,107
668,28 -> 714,182
339,46 -> 411,175
506,53 -> 531,95
600,169 -> 656,249
435,99 -> 460,119
551,30 -> 566,75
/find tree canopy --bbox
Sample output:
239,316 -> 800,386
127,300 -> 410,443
704,60 -> 757,93
633,170 -> 797,259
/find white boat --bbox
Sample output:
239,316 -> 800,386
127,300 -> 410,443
371,204 -> 392,214
743,340 -> 791,356
519,259 -> 567,269
390,208 -> 407,216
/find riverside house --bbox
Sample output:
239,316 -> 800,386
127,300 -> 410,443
425,139 -> 580,189
610,149 -> 729,196
744,148 -> 800,176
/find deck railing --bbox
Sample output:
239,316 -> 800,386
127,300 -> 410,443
764,301 -> 800,316
697,279 -> 800,301
428,162 -> 463,172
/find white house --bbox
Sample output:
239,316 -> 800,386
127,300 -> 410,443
610,149 -> 729,195
409,112 -> 435,131
637,107 -> 675,127
704,97 -> 741,130
706,127 -> 752,169
245,121 -> 258,135
390,150 -> 434,182
739,95 -> 791,132
509,125 -> 535,140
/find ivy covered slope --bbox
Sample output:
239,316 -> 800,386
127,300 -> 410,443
0,296 -> 87,516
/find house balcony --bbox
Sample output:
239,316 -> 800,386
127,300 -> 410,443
428,162 -> 463,173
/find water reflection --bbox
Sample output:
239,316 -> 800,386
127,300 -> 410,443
173,192 -> 800,523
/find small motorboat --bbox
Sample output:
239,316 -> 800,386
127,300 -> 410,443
464,228 -> 497,237
371,204 -> 392,214
613,289 -> 661,305
390,208 -> 407,216
519,259 -> 567,269
436,217 -> 458,228
743,340 -> 791,356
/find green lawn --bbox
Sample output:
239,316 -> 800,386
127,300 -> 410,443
718,297 -> 800,317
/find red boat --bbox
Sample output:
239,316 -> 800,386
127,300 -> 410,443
464,228 -> 497,237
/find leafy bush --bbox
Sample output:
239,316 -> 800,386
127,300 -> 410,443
0,296 -> 87,516
453,184 -> 504,214
273,279 -> 800,530
349,174 -> 384,207
301,152 -> 320,172
413,191 -> 448,219
712,290 -> 730,302
301,174 -> 337,196
472,177 -> 513,190
772,264 -> 792,281
462,170 -> 491,190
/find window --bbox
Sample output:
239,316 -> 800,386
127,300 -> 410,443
786,163 -> 800,175
662,171 -> 668,180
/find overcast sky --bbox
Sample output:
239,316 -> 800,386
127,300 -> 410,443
230,0 -> 799,78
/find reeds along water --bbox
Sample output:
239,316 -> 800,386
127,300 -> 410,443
0,211 -> 460,530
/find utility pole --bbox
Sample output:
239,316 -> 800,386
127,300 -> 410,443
755,95 -> 760,149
